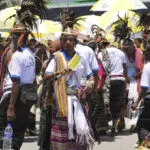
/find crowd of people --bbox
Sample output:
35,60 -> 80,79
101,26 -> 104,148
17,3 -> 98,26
1,1 -> 150,150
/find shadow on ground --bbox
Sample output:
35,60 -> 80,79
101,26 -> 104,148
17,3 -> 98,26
99,129 -> 134,144
24,136 -> 38,143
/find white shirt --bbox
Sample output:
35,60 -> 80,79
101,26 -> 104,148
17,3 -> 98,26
107,47 -> 127,81
45,51 -> 93,88
141,62 -> 150,98
9,47 -> 36,85
75,44 -> 99,74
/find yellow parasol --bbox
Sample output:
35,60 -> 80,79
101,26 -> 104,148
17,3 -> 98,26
74,15 -> 102,37
0,6 -> 20,29
99,10 -> 142,33
91,0 -> 147,11
32,20 -> 62,39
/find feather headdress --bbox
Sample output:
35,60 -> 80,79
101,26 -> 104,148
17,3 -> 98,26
137,13 -> 150,48
111,14 -> 133,43
60,8 -> 85,32
5,0 -> 47,32
91,25 -> 105,40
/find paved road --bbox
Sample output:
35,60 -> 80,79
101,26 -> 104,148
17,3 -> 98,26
21,132 -> 137,150
21,112 -> 138,150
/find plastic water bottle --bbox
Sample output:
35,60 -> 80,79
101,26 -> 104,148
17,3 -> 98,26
2,123 -> 13,150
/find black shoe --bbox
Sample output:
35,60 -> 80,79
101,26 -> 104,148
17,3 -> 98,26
117,119 -> 125,133
111,126 -> 117,137
28,130 -> 38,136
25,129 -> 38,136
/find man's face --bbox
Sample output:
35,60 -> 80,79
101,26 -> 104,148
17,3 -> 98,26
135,39 -> 142,48
61,35 -> 76,51
10,34 -> 17,52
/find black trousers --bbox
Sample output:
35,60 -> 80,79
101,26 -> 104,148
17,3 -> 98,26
137,98 -> 150,142
38,106 -> 52,150
0,95 -> 32,150
110,80 -> 125,120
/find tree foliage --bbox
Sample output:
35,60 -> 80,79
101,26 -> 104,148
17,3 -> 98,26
0,0 -> 7,10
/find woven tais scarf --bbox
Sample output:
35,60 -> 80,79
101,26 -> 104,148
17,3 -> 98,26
55,52 -> 68,117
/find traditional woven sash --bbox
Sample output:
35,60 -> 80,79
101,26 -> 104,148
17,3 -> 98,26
0,46 -> 10,96
54,52 -> 68,117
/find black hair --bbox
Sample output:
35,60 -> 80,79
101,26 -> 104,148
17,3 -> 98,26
135,38 -> 142,43
87,42 -> 97,52
123,38 -> 134,47
29,38 -> 37,43
60,34 -> 77,44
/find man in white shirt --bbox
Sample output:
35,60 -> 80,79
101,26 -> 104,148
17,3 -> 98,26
107,46 -> 127,136
43,31 -> 95,150
75,42 -> 101,138
132,47 -> 150,147
0,25 -> 36,150
75,43 -> 99,75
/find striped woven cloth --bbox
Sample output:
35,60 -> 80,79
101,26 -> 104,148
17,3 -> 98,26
0,93 -> 10,149
50,108 -> 86,150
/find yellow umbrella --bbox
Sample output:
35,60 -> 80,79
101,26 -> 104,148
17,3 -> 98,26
0,6 -> 20,29
91,0 -> 147,11
32,20 -> 62,39
74,15 -> 102,37
99,10 -> 142,33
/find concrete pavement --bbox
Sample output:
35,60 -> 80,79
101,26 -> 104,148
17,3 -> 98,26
21,112 -> 138,150
21,132 -> 137,150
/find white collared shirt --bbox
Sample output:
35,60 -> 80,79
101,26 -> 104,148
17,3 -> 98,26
75,44 -> 99,74
45,51 -> 93,88
141,62 -> 150,98
8,47 -> 36,85
107,47 -> 127,81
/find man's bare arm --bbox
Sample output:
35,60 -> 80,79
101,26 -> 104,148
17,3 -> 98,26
7,78 -> 20,121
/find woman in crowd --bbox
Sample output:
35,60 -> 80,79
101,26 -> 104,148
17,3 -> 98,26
123,39 -> 143,120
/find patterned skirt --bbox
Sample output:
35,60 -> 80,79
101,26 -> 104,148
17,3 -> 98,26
87,92 -> 107,139
50,107 -> 87,150
103,75 -> 112,123
0,94 -> 10,148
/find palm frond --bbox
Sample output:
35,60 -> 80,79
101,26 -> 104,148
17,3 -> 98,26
4,14 -> 16,25
5,0 -> 47,32
111,14 -> 133,43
